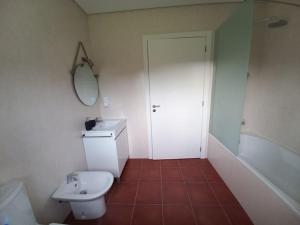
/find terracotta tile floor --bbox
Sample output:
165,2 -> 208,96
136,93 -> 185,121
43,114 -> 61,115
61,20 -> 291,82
65,159 -> 253,225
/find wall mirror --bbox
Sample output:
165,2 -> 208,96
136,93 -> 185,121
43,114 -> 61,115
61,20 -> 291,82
72,41 -> 99,106
73,62 -> 98,106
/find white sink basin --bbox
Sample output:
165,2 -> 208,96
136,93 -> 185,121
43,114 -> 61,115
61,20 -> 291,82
94,120 -> 120,130
82,119 -> 126,138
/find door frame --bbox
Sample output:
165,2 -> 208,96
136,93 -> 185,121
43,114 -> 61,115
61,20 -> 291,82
143,31 -> 215,159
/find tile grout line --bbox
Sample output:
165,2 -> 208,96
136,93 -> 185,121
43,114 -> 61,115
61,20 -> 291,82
206,174 -> 233,225
203,161 -> 235,225
160,161 -> 165,225
70,159 -> 245,225
201,163 -> 233,225
178,163 -> 199,225
129,163 -> 141,225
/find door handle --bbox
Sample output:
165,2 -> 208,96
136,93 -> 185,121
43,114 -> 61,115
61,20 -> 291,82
152,105 -> 160,108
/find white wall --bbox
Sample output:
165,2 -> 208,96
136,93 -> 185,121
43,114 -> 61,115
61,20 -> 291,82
0,0 -> 99,223
88,4 -> 239,158
208,134 -> 300,225
242,2 -> 300,154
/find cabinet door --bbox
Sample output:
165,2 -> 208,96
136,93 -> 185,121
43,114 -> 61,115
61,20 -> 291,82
83,137 -> 119,176
116,128 -> 129,176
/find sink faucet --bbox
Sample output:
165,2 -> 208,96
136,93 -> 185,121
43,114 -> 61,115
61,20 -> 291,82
67,173 -> 79,184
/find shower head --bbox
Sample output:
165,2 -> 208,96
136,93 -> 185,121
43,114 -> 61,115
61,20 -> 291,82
256,16 -> 288,28
268,19 -> 288,28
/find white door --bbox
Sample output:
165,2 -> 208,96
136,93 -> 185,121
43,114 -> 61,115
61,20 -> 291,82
147,37 -> 206,159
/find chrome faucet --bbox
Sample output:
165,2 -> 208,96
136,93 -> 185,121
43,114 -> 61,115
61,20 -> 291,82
67,173 -> 79,184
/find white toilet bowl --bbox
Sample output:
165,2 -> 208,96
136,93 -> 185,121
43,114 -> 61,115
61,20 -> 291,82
0,181 -> 67,225
52,171 -> 114,220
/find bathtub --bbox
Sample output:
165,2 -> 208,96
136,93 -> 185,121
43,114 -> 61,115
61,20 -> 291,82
238,133 -> 300,217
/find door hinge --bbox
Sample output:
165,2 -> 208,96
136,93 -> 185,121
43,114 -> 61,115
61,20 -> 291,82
200,147 -> 202,152
204,45 -> 207,53
202,101 -> 204,107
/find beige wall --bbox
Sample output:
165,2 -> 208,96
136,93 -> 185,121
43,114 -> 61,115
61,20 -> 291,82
0,0 -> 99,223
242,2 -> 300,153
88,4 -> 239,158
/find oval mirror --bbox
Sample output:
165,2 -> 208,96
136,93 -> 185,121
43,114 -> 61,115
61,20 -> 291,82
73,62 -> 99,106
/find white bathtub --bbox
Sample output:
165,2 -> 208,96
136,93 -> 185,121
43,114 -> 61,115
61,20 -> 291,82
238,133 -> 300,216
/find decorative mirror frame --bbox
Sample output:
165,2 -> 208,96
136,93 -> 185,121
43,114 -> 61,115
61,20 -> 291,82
71,41 -> 99,106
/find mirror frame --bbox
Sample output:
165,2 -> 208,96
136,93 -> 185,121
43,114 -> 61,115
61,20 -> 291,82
72,62 -> 99,106
71,41 -> 99,106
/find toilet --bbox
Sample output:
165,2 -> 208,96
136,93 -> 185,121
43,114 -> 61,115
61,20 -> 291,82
0,180 -> 66,225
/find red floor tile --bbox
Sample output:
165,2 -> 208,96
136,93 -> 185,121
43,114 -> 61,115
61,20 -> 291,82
181,167 -> 206,182
162,167 -> 183,181
187,182 -> 219,206
136,181 -> 162,204
142,159 -> 161,168
161,159 -> 179,167
101,205 -> 133,225
105,181 -> 115,203
193,206 -> 231,225
126,159 -> 143,169
224,206 -> 254,225
178,159 -> 202,168
108,182 -> 137,204
67,159 -> 253,225
210,182 -> 239,206
164,205 -> 196,225
121,167 -> 141,182
132,205 -> 163,225
140,168 -> 161,181
162,182 -> 189,204
199,160 -> 219,173
204,169 -> 224,183
199,159 -> 214,169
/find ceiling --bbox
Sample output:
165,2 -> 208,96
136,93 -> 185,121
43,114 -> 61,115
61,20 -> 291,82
74,0 -> 244,14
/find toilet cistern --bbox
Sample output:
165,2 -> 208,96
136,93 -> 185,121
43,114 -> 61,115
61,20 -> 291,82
0,180 -> 66,225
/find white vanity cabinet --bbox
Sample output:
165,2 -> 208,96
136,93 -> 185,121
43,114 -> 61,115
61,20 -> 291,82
82,119 -> 129,178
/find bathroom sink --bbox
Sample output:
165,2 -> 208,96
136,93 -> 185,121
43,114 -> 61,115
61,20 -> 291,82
94,120 -> 120,130
82,119 -> 126,138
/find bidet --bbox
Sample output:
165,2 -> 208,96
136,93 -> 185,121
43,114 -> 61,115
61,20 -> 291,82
52,171 -> 114,220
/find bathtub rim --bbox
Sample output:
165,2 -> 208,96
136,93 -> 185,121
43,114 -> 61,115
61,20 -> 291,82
237,133 -> 300,218
240,131 -> 300,157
